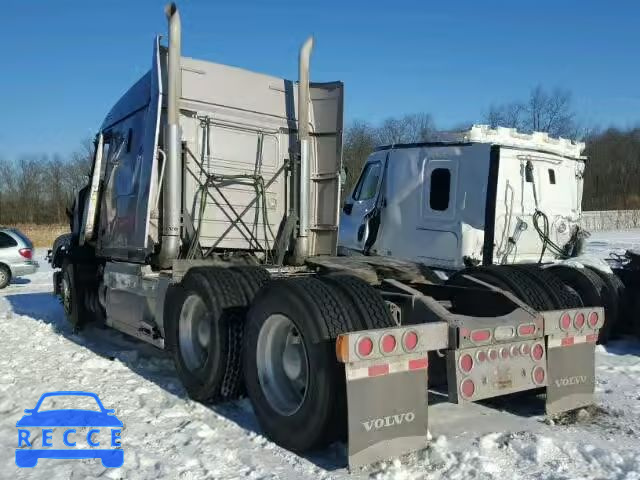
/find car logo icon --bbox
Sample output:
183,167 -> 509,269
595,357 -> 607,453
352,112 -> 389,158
16,391 -> 123,468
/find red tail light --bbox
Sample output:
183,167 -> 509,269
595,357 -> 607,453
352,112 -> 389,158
403,330 -> 419,351
460,379 -> 475,399
357,337 -> 373,357
531,343 -> 544,361
518,323 -> 536,336
588,311 -> 599,328
19,248 -> 32,260
381,334 -> 396,354
560,313 -> 571,331
532,366 -> 546,385
459,354 -> 474,373
574,313 -> 585,329
471,329 -> 491,343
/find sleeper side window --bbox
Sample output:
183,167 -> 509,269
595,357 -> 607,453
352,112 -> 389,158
548,168 -> 556,184
429,168 -> 451,211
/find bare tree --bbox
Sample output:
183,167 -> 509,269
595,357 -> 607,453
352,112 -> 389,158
376,113 -> 435,145
484,85 -> 577,138
341,113 -> 437,199
528,86 -> 576,137
342,120 -> 377,199
0,141 -> 93,225
486,101 -> 526,131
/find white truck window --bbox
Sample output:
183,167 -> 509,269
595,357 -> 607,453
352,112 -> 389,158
353,162 -> 381,201
430,168 -> 451,211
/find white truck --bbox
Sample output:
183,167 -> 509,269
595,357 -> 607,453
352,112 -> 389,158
339,126 -> 585,269
339,127 -> 630,343
48,4 -> 606,469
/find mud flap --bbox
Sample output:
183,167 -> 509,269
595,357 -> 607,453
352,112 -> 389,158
336,322 -> 448,469
543,307 -> 603,415
346,363 -> 429,468
545,337 -> 597,416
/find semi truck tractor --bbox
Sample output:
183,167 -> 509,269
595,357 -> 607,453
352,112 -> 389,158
339,127 -> 634,343
49,3 -> 606,468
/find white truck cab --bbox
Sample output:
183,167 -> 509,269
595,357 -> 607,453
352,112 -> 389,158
339,125 -> 586,270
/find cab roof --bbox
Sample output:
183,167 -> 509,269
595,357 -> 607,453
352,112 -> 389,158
375,124 -> 585,160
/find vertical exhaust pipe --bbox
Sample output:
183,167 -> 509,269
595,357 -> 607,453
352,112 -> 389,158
293,36 -> 313,263
158,2 -> 182,267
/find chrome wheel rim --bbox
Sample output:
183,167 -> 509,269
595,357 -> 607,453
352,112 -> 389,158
178,294 -> 211,376
256,314 -> 309,416
0,270 -> 6,285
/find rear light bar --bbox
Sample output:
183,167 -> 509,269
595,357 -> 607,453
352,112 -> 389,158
336,322 -> 449,364
454,338 -> 547,403
463,341 -> 544,365
544,308 -> 605,335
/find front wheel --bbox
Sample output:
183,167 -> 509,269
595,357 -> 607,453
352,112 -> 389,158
61,259 -> 87,328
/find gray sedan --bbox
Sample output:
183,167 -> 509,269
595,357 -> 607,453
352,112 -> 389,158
0,228 -> 39,288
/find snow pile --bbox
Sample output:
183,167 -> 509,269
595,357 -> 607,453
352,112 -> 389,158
0,250 -> 639,479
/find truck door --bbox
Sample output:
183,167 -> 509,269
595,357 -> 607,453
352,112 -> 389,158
339,151 -> 387,253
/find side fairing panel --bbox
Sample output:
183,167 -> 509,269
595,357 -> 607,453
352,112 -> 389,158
97,38 -> 163,261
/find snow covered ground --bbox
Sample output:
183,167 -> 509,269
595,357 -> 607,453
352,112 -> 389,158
584,229 -> 640,261
0,234 -> 639,479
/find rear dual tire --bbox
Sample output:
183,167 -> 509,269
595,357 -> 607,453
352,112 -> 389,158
166,267 -> 267,403
447,264 -> 582,313
243,275 -> 394,452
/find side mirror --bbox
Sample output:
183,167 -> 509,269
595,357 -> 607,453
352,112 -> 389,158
23,409 -> 34,414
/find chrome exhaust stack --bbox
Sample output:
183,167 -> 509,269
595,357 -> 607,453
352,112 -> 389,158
158,2 -> 182,267
293,36 -> 313,263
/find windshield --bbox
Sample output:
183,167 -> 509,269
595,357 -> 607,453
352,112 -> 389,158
37,395 -> 102,412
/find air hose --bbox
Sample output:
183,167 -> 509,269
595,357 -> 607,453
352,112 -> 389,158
526,160 -> 578,262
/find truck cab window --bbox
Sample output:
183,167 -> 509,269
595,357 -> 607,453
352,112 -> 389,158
430,168 -> 451,211
353,162 -> 381,201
